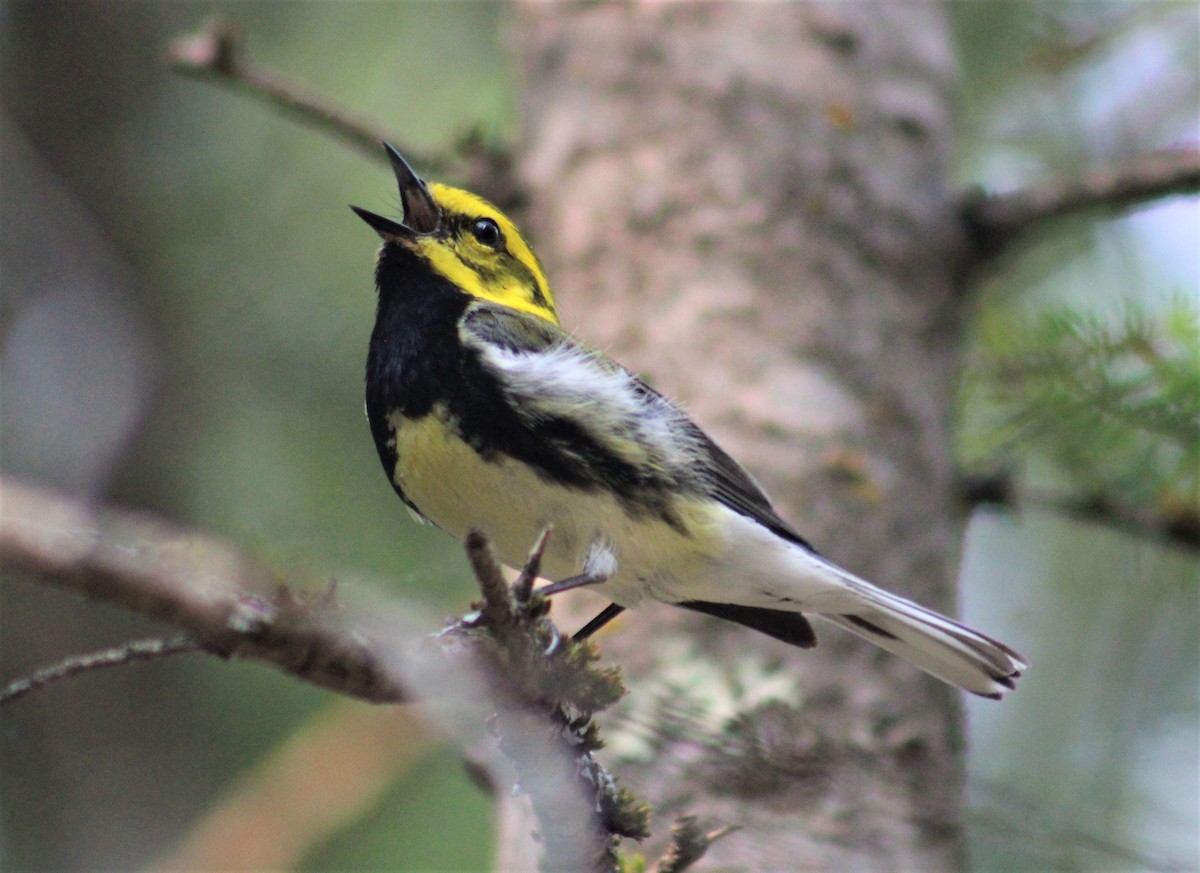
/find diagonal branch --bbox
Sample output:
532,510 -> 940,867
167,17 -> 518,204
962,146 -> 1200,258
168,17 -> 393,164
0,476 -> 415,703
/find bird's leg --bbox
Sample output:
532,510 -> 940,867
538,573 -> 606,597
540,537 -> 621,639
537,537 -> 616,597
573,603 -> 626,640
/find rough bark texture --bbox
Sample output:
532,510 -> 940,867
506,3 -> 971,870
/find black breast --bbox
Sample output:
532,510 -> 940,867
365,244 -> 470,500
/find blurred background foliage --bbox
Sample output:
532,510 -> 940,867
0,2 -> 1195,871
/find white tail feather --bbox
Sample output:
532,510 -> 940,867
824,578 -> 1028,699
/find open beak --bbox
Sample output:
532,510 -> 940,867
351,142 -> 441,239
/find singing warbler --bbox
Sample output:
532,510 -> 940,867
352,143 -> 1026,698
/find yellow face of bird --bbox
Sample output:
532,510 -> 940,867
414,183 -> 558,324
351,144 -> 558,325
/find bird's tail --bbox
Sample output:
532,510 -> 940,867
822,576 -> 1028,699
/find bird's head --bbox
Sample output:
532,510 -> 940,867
352,143 -> 558,325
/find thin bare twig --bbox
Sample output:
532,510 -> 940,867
168,17 -> 405,165
167,17 -> 519,204
963,146 -> 1200,257
0,636 -> 200,705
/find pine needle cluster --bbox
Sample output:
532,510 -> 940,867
961,296 -> 1199,548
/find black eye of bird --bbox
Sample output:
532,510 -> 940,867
471,218 -> 503,249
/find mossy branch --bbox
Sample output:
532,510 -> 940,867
649,817 -> 740,873
0,477 -> 671,872
454,530 -> 649,871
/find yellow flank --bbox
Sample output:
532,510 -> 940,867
389,407 -> 726,606
414,183 -> 559,325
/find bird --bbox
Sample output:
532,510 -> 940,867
352,142 -> 1027,699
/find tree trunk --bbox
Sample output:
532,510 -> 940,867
507,3 -> 971,869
